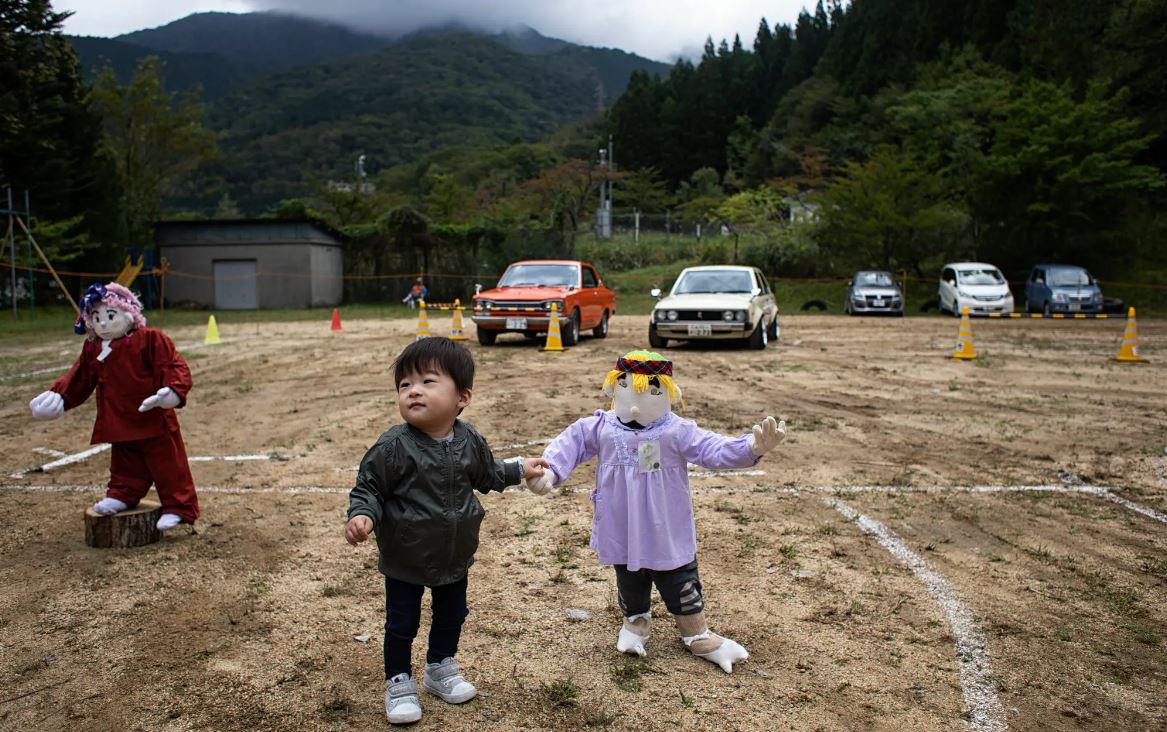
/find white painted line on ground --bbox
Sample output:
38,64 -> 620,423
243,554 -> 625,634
495,438 -> 551,450
1,482 -> 1163,528
0,340 -> 231,383
9,443 -> 112,479
826,496 -> 1007,732
688,469 -> 767,478
188,454 -> 291,462
0,484 -> 348,495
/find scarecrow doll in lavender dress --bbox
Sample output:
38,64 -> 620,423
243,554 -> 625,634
525,350 -> 785,672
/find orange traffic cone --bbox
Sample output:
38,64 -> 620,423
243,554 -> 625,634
330,308 -> 342,332
1115,307 -> 1147,362
416,300 -> 430,340
203,315 -> 221,345
951,307 -> 976,360
449,299 -> 468,341
542,302 -> 565,352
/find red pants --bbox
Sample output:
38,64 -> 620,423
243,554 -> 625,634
106,428 -> 199,523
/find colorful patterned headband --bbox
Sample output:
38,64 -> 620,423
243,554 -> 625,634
615,356 -> 673,376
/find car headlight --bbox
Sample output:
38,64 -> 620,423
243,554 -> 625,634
654,309 -> 665,322
852,293 -> 865,302
722,310 -> 734,321
478,301 -> 493,311
544,299 -> 564,312
735,311 -> 746,321
667,310 -> 678,321
1052,292 -> 1067,303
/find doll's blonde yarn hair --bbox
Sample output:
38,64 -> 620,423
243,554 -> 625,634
601,350 -> 682,405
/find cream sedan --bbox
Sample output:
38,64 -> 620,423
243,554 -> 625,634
648,265 -> 779,349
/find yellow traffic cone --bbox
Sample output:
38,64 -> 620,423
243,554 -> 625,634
542,302 -> 565,352
951,307 -> 976,360
449,298 -> 468,341
415,300 -> 430,340
1115,307 -> 1147,362
204,314 -> 221,345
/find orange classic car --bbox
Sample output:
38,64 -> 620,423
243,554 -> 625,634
472,260 -> 616,346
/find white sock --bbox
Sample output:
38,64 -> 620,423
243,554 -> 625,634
156,513 -> 182,530
92,497 -> 128,515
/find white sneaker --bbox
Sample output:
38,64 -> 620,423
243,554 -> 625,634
423,657 -> 477,704
384,673 -> 422,724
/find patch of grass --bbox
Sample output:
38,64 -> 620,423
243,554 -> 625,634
540,677 -> 579,708
514,513 -> 538,537
582,708 -> 617,727
1054,627 -> 1074,642
1137,555 -> 1167,579
712,499 -> 741,514
733,513 -> 759,525
549,568 -> 569,584
609,659 -> 653,692
678,687 -> 694,707
815,523 -> 839,536
552,544 -> 577,567
1103,587 -> 1143,617
779,543 -> 799,560
1123,621 -> 1161,646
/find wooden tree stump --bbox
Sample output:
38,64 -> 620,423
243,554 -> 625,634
84,501 -> 162,548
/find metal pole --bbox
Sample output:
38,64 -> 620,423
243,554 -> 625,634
25,190 -> 33,317
7,188 -> 16,317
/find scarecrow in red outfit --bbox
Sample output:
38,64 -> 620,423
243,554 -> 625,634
28,282 -> 199,531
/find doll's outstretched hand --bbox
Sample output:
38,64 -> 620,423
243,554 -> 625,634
138,387 -> 180,412
748,416 -> 786,456
29,391 -> 64,420
524,459 -> 556,497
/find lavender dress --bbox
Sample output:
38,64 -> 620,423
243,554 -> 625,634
542,410 -> 760,572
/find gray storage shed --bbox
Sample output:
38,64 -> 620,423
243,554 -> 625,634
155,219 -> 344,309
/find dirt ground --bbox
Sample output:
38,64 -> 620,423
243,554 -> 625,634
1,313 -> 1165,731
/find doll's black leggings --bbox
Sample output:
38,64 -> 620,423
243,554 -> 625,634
614,560 -> 704,616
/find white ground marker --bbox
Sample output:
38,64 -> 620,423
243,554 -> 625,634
9,444 -> 112,479
827,496 -> 1008,732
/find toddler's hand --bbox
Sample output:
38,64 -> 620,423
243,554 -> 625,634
748,416 -> 786,457
345,515 -> 373,545
522,457 -> 550,479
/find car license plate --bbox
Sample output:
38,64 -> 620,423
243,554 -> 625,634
506,317 -> 527,330
1069,303 -> 1080,312
874,299 -> 885,307
687,324 -> 712,336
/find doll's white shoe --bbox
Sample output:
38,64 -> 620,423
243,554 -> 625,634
686,633 -> 749,673
156,513 -> 182,530
616,612 -> 651,657
92,497 -> 128,515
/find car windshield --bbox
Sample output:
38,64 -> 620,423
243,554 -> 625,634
674,270 -> 754,294
1048,268 -> 1093,287
498,264 -> 577,287
855,272 -> 894,287
958,268 -> 1005,285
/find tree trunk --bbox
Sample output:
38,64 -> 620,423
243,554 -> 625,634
85,501 -> 162,548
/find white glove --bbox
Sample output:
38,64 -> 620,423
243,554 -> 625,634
525,471 -> 556,496
29,391 -> 64,420
747,416 -> 786,457
138,387 -> 180,412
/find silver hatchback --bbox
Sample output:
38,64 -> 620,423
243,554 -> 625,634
844,271 -> 904,316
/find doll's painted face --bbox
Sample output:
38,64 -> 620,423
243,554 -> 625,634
87,306 -> 135,340
609,373 -> 672,427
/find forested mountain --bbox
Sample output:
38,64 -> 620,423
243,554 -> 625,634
605,0 -> 1166,279
67,35 -> 249,99
208,32 -> 601,209
116,12 -> 388,72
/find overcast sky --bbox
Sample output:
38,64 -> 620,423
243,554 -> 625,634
58,0 -> 814,61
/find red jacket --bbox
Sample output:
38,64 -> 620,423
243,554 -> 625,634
51,327 -> 192,444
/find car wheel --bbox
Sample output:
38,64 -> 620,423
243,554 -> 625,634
648,323 -> 667,349
593,310 -> 609,339
1023,298 -> 1032,313
561,309 -> 581,347
768,315 -> 779,342
748,321 -> 766,350
477,329 -> 497,346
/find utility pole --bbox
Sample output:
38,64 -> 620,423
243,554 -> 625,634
595,136 -> 615,240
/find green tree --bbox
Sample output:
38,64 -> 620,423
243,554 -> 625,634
0,0 -> 106,230
619,167 -> 671,212
815,145 -> 967,274
90,56 -> 219,244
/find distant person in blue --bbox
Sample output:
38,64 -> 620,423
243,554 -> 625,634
402,277 -> 427,309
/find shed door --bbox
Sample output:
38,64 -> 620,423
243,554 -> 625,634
213,260 -> 257,310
